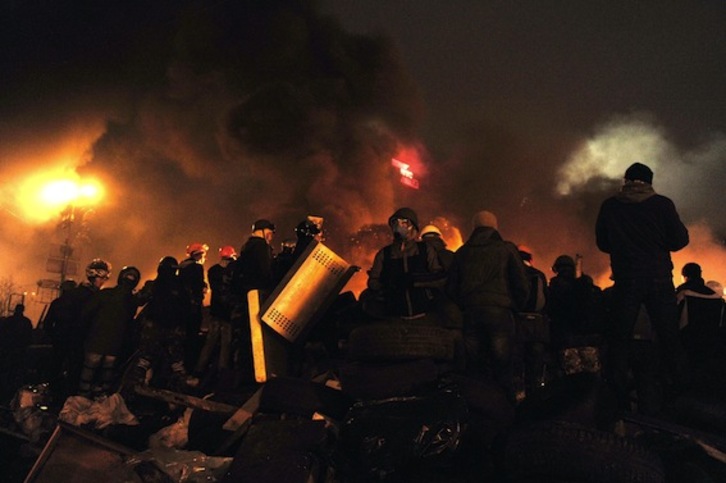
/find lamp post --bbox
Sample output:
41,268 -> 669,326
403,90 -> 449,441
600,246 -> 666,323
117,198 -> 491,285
39,179 -> 104,284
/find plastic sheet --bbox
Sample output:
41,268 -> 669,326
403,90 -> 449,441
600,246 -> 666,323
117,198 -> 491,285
149,408 -> 193,449
11,383 -> 56,443
128,447 -> 233,483
336,387 -> 468,479
59,392 -> 139,429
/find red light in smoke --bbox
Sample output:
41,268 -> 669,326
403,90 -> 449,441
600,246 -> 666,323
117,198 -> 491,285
391,158 -> 419,190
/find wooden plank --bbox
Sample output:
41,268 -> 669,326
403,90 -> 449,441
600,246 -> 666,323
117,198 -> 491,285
133,385 -> 237,414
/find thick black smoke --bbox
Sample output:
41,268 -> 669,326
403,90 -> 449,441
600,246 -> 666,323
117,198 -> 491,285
1,0 -> 725,306
1,0 -> 427,290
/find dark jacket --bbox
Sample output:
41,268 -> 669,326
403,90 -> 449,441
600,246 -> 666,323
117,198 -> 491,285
368,238 -> 445,317
178,258 -> 207,306
208,262 -> 232,320
83,284 -> 138,355
140,274 -> 192,330
45,283 -> 98,341
596,182 -> 688,280
0,313 -> 33,351
422,236 -> 455,272
229,236 -> 275,299
448,227 -> 530,311
548,273 -> 604,343
522,263 -> 548,314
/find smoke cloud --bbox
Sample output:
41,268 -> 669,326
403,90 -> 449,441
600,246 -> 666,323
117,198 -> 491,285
1,1 -> 724,321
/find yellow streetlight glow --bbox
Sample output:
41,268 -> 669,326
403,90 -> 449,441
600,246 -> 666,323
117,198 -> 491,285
13,169 -> 106,223
39,179 -> 104,208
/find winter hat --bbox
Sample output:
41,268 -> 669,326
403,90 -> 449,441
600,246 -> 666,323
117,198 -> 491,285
472,210 -> 498,230
624,162 -> 653,184
388,207 -> 419,231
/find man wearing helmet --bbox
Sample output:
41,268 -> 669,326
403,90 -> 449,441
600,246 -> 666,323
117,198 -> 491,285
127,256 -> 195,393
274,216 -> 323,284
292,217 -> 323,261
46,258 -> 111,400
366,208 -> 445,319
226,219 -> 276,383
179,243 -> 209,369
192,246 -> 238,381
78,266 -> 141,398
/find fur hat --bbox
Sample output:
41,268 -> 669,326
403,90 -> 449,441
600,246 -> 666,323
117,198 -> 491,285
472,210 -> 498,230
624,162 -> 653,184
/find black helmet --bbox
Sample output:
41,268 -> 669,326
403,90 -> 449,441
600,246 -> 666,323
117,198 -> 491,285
157,256 -> 179,276
295,219 -> 320,239
252,219 -> 275,232
86,258 -> 111,281
118,266 -> 141,288
552,255 -> 576,273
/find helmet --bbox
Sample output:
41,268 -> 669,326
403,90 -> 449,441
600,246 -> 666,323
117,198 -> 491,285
186,243 -> 209,256
60,280 -> 77,293
86,258 -> 111,280
420,224 -> 442,238
252,219 -> 275,232
219,245 -> 237,260
118,266 -> 141,288
295,219 -> 321,239
158,256 -> 179,276
552,255 -> 576,273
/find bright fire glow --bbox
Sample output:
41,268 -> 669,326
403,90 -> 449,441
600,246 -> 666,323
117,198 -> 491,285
14,169 -> 105,223
38,179 -> 103,207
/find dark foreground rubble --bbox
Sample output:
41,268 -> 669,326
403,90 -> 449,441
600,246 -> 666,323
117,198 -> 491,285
3,320 -> 726,483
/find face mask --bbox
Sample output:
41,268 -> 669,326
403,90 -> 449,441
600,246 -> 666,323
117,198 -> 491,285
392,225 -> 409,240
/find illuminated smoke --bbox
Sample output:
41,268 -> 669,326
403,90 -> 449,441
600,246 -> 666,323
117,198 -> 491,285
1,2 -> 725,321
554,113 -> 726,285
0,1 -> 426,311
556,114 -> 676,196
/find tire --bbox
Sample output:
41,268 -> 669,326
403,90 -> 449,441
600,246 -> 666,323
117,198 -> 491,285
347,324 -> 456,362
497,420 -> 665,483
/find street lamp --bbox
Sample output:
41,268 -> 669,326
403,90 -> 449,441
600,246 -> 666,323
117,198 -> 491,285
39,179 -> 104,283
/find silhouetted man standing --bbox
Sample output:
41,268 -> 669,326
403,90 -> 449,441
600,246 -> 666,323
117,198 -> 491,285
596,162 -> 689,414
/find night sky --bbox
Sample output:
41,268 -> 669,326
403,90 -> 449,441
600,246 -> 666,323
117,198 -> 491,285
1,0 -> 724,307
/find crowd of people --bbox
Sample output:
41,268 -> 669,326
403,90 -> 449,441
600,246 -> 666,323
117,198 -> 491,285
2,162 -> 725,423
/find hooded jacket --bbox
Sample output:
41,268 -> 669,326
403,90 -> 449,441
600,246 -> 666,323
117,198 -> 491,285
596,181 -> 689,280
448,226 -> 530,311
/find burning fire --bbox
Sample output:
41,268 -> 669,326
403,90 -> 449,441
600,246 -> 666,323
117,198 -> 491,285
391,158 -> 419,189
16,170 -> 105,224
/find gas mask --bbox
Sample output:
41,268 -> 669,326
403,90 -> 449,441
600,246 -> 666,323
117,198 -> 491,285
391,218 -> 413,240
